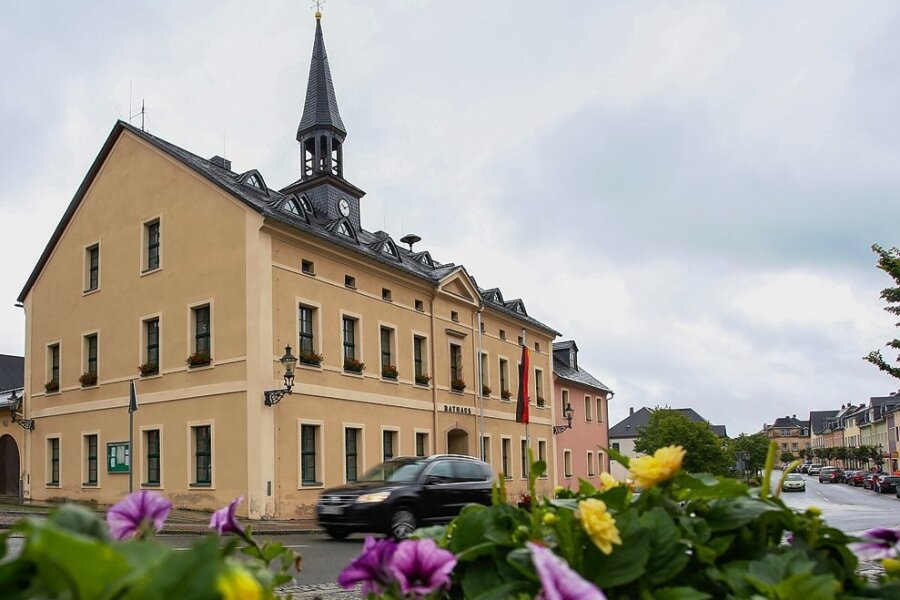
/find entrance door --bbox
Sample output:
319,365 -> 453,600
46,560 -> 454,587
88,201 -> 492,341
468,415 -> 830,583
0,434 -> 20,496
447,428 -> 469,455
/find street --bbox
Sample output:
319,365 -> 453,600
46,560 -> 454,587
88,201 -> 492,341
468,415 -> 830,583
775,471 -> 900,534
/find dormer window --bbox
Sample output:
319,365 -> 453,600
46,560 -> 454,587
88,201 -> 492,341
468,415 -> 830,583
337,222 -> 352,237
382,242 -> 397,258
239,170 -> 267,192
299,196 -> 312,212
246,174 -> 262,189
283,199 -> 302,216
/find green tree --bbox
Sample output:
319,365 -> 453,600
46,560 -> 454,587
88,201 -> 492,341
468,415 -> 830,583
634,409 -> 729,474
726,433 -> 774,477
780,451 -> 795,464
798,448 -> 808,460
865,244 -> 900,380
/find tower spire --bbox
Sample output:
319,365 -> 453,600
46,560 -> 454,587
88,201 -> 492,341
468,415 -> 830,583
297,10 -> 346,179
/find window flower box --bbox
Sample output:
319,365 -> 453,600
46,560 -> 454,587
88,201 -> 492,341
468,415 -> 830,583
45,380 -> 59,393
186,352 -> 211,368
78,372 -> 98,387
381,364 -> 398,380
415,373 -> 432,386
344,357 -> 365,374
138,362 -> 158,377
451,379 -> 466,392
501,388 -> 512,400
297,351 -> 324,367
482,384 -> 492,397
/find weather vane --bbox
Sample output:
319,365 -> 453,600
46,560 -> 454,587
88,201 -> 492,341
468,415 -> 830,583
312,0 -> 324,19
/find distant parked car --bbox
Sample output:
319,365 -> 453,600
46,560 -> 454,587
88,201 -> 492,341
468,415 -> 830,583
799,463 -> 813,474
877,476 -> 900,494
850,471 -> 867,486
782,473 -> 806,492
843,470 -> 860,485
807,464 -> 825,475
863,472 -> 886,490
819,467 -> 843,484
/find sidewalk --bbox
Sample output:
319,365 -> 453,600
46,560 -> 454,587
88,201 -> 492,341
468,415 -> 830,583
0,500 -> 322,535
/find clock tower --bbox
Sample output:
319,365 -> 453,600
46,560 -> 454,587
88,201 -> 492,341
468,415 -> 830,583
281,11 -> 365,230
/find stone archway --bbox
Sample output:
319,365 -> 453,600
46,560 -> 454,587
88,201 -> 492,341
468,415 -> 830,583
0,434 -> 20,496
447,428 -> 469,456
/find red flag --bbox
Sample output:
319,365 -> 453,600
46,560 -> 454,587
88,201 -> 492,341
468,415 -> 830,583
516,345 -> 530,424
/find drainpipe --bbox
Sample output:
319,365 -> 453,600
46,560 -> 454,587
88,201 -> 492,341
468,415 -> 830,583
430,296 -> 439,453
476,308 -> 485,460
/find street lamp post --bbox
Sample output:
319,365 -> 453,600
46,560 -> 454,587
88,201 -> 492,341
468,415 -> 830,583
552,402 -> 575,435
264,346 -> 298,407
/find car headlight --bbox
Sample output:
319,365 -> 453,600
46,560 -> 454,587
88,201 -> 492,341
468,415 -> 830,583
356,491 -> 391,503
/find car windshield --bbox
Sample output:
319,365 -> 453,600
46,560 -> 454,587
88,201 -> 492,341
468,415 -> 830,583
359,459 -> 426,483
787,474 -> 803,480
884,478 -> 900,483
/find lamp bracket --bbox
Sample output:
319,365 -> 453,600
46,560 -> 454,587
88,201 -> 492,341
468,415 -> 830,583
552,425 -> 570,435
264,388 -> 292,407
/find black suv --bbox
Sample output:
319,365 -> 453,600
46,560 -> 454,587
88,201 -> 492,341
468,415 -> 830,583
316,454 -> 493,539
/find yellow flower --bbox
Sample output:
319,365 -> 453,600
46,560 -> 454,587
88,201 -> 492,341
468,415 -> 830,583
554,486 -> 565,496
806,506 -> 822,517
576,498 -> 622,555
598,472 -> 619,490
542,512 -> 558,525
883,558 -> 900,576
217,565 -> 263,600
629,445 -> 685,489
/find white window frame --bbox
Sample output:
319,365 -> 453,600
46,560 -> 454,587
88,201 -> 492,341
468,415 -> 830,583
587,450 -> 595,477
139,312 -> 162,376
585,395 -> 593,422
520,437 -> 528,479
342,423 -> 365,485
296,297 -> 323,359
339,311 -> 364,366
46,434 -> 61,487
186,299 -> 215,367
501,436 -> 512,479
187,419 -> 215,489
481,434 -> 492,466
498,356 -> 510,400
298,419 -> 324,489
141,215 -> 163,274
563,449 -> 573,478
140,424 -> 164,489
81,431 -> 100,488
46,340 -> 61,393
537,438 -> 548,479
81,329 -> 100,382
378,321 -> 398,378
414,429 -> 431,457
83,240 -> 101,294
381,426 -> 400,461
411,331 -> 430,385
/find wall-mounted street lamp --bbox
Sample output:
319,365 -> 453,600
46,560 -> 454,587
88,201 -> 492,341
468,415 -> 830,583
7,391 -> 34,430
553,402 -> 575,435
264,346 -> 298,407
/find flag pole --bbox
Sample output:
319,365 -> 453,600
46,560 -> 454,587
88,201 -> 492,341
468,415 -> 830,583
522,328 -> 529,483
128,380 -> 138,493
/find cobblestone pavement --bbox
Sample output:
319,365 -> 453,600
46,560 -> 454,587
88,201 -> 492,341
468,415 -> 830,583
277,583 -> 357,599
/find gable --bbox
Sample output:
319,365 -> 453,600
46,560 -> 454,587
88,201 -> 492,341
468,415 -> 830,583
437,268 -> 481,306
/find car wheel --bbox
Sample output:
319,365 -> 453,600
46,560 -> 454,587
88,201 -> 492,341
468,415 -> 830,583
325,527 -> 349,540
390,508 -> 417,540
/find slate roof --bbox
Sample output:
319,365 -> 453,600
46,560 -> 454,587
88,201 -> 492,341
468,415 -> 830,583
16,122 -> 560,337
551,344 -> 612,395
0,355 -> 23,392
297,17 -> 346,137
609,407 -> 726,439
769,416 -> 809,430
808,410 -> 838,435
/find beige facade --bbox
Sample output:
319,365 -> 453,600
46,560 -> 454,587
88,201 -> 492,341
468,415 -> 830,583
19,124 -> 559,519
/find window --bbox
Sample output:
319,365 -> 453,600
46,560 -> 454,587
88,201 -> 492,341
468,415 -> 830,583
597,397 -> 604,423
47,344 -> 60,390
345,275 -> 357,289
144,319 -> 159,375
345,428 -> 360,482
585,396 -> 593,421
301,424 -> 319,485
414,336 -> 426,379
450,344 -> 462,383
84,334 -> 98,383
534,341 -> 540,352
301,259 -> 315,275
598,451 -> 606,474
283,199 -> 301,216
299,196 -> 312,212
145,429 -> 160,486
587,451 -> 595,477
193,305 -> 211,356
298,306 -> 315,356
538,440 -> 547,475
480,353 -> 489,393
48,438 -> 60,485
501,438 -> 511,478
535,369 -> 544,403
564,450 -> 572,478
381,327 -> 394,377
791,442 -> 798,451
518,335 -> 524,345
499,329 -> 506,341
85,244 -> 99,291
499,358 -> 509,398
481,436 -> 491,463
245,173 -> 263,189
85,435 -> 98,485
145,219 -> 160,271
342,317 -> 357,360
193,425 -> 212,485
415,299 -> 424,312
415,432 -> 428,457
612,442 -> 620,452
382,288 -> 392,301
480,321 -> 485,333
562,390 -> 569,414
451,311 -> 459,322
781,443 -> 787,451
383,430 -> 397,461
337,222 -> 352,237
520,439 -> 528,478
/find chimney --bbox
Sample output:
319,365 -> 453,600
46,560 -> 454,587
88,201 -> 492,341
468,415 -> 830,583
629,407 -> 634,416
210,155 -> 231,171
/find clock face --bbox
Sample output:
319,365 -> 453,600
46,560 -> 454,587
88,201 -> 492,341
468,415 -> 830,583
339,198 -> 351,217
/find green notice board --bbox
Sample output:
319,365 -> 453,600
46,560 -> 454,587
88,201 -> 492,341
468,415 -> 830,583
107,442 -> 130,473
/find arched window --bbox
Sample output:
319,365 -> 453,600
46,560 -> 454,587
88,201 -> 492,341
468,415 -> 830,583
283,199 -> 301,216
337,222 -> 352,237
299,196 -> 312,213
246,174 -> 263,189
382,242 -> 398,257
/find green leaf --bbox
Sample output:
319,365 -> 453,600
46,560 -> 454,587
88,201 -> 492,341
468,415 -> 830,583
652,587 -> 713,600
48,503 -> 109,541
448,503 -> 527,556
673,472 -> 748,500
455,542 -> 497,562
470,580 -> 535,600
598,485 -> 630,511
639,508 -> 689,586
702,497 -> 782,532
460,557 -> 529,600
773,574 -> 839,600
603,445 -> 631,470
584,511 -> 650,588
578,478 -> 598,496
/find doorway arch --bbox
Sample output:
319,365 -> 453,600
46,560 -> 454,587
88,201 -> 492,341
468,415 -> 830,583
447,428 -> 469,456
0,434 -> 20,496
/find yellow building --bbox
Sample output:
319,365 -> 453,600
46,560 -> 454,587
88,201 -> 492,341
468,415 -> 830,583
17,15 -> 559,519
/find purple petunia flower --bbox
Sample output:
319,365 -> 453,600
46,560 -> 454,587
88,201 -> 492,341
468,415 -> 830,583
389,538 -> 457,597
528,542 -> 606,600
338,536 -> 398,596
210,496 -> 244,536
106,490 -> 172,540
849,527 -> 900,560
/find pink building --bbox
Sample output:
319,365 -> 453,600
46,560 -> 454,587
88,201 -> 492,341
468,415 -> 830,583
552,341 -> 614,488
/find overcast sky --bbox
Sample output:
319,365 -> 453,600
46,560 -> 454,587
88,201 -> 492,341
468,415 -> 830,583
2,1 -> 899,436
